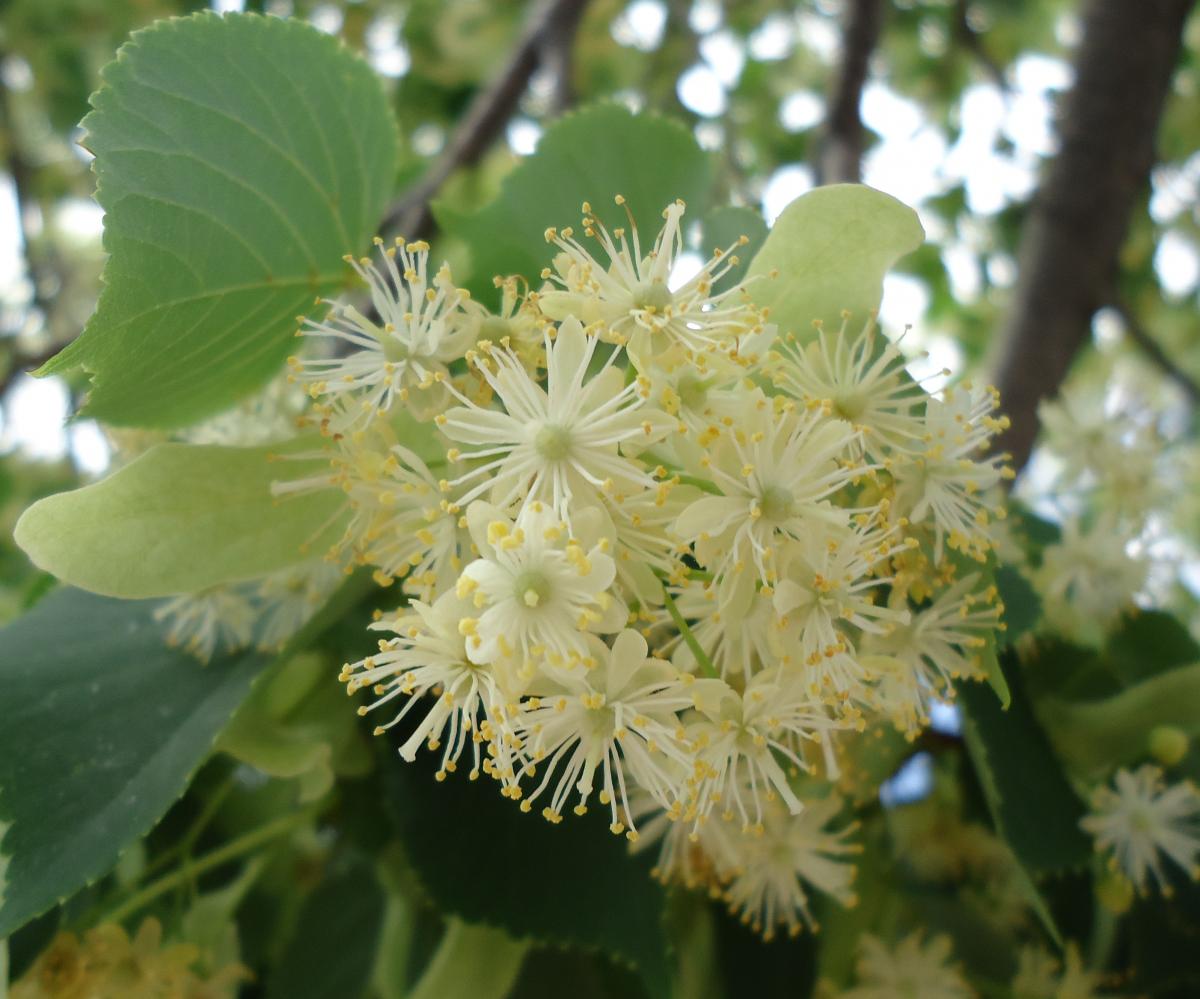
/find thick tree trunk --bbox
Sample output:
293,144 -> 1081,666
992,0 -> 1195,473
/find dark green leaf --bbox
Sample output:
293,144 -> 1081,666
42,12 -> 398,427
996,564 -> 1040,646
383,754 -> 672,998
699,205 -> 768,292
1105,610 -> 1200,686
0,589 -> 269,938
435,103 -> 713,303
714,903 -> 816,999
266,853 -> 386,999
957,654 -> 1092,875
1128,875 -> 1200,997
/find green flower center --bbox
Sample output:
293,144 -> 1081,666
480,316 -> 512,340
759,484 -> 794,522
632,281 -> 672,312
534,423 -> 573,461
676,373 -> 709,411
514,570 -> 552,609
381,332 -> 409,363
832,390 -> 866,421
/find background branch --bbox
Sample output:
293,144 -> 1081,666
990,0 -> 1196,474
951,0 -> 1008,92
815,0 -> 884,186
381,0 -> 590,241
1111,299 -> 1200,406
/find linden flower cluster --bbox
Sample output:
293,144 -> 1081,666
275,198 -> 1011,939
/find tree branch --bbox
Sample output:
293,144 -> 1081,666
381,0 -> 590,241
816,0 -> 884,186
951,0 -> 1008,93
0,75 -> 56,335
990,0 -> 1196,474
1110,299 -> 1200,406
0,343 -> 62,405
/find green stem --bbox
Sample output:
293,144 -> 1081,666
1087,884 -> 1119,971
660,581 -> 719,680
138,771 -> 238,884
98,809 -> 312,928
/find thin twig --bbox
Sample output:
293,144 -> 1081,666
97,809 -> 313,928
1111,299 -> 1200,405
952,0 -> 1008,92
0,343 -> 61,402
816,0 -> 884,186
381,0 -> 590,241
0,75 -> 59,340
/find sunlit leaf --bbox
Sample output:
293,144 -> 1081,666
41,12 -> 398,427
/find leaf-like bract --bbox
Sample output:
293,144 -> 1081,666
14,440 -> 345,599
744,184 -> 924,335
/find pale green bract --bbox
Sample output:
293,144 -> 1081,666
14,440 -> 346,599
745,184 -> 925,335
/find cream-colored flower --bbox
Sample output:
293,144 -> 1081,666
510,629 -> 693,834
455,500 -> 626,671
842,933 -> 974,999
12,918 -> 246,999
438,317 -> 674,519
290,239 -> 473,426
1036,515 -> 1148,638
891,383 -> 1011,563
538,197 -> 765,367
153,588 -> 255,662
1081,764 -> 1200,895
1012,943 -> 1119,999
771,524 -> 911,698
772,313 -> 926,459
674,391 -> 860,615
721,793 -> 859,939
684,670 -> 840,829
343,591 -> 518,782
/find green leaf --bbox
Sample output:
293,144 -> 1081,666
383,756 -> 671,998
14,439 -> 345,599
1042,664 -> 1200,776
713,905 -> 817,999
266,854 -> 386,999
408,920 -> 529,999
996,564 -> 1040,646
435,103 -> 713,302
699,205 -> 768,292
218,652 -> 372,803
0,588 -> 270,939
743,184 -> 924,335
1105,610 -> 1200,686
41,12 -> 398,428
957,655 -> 1092,877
